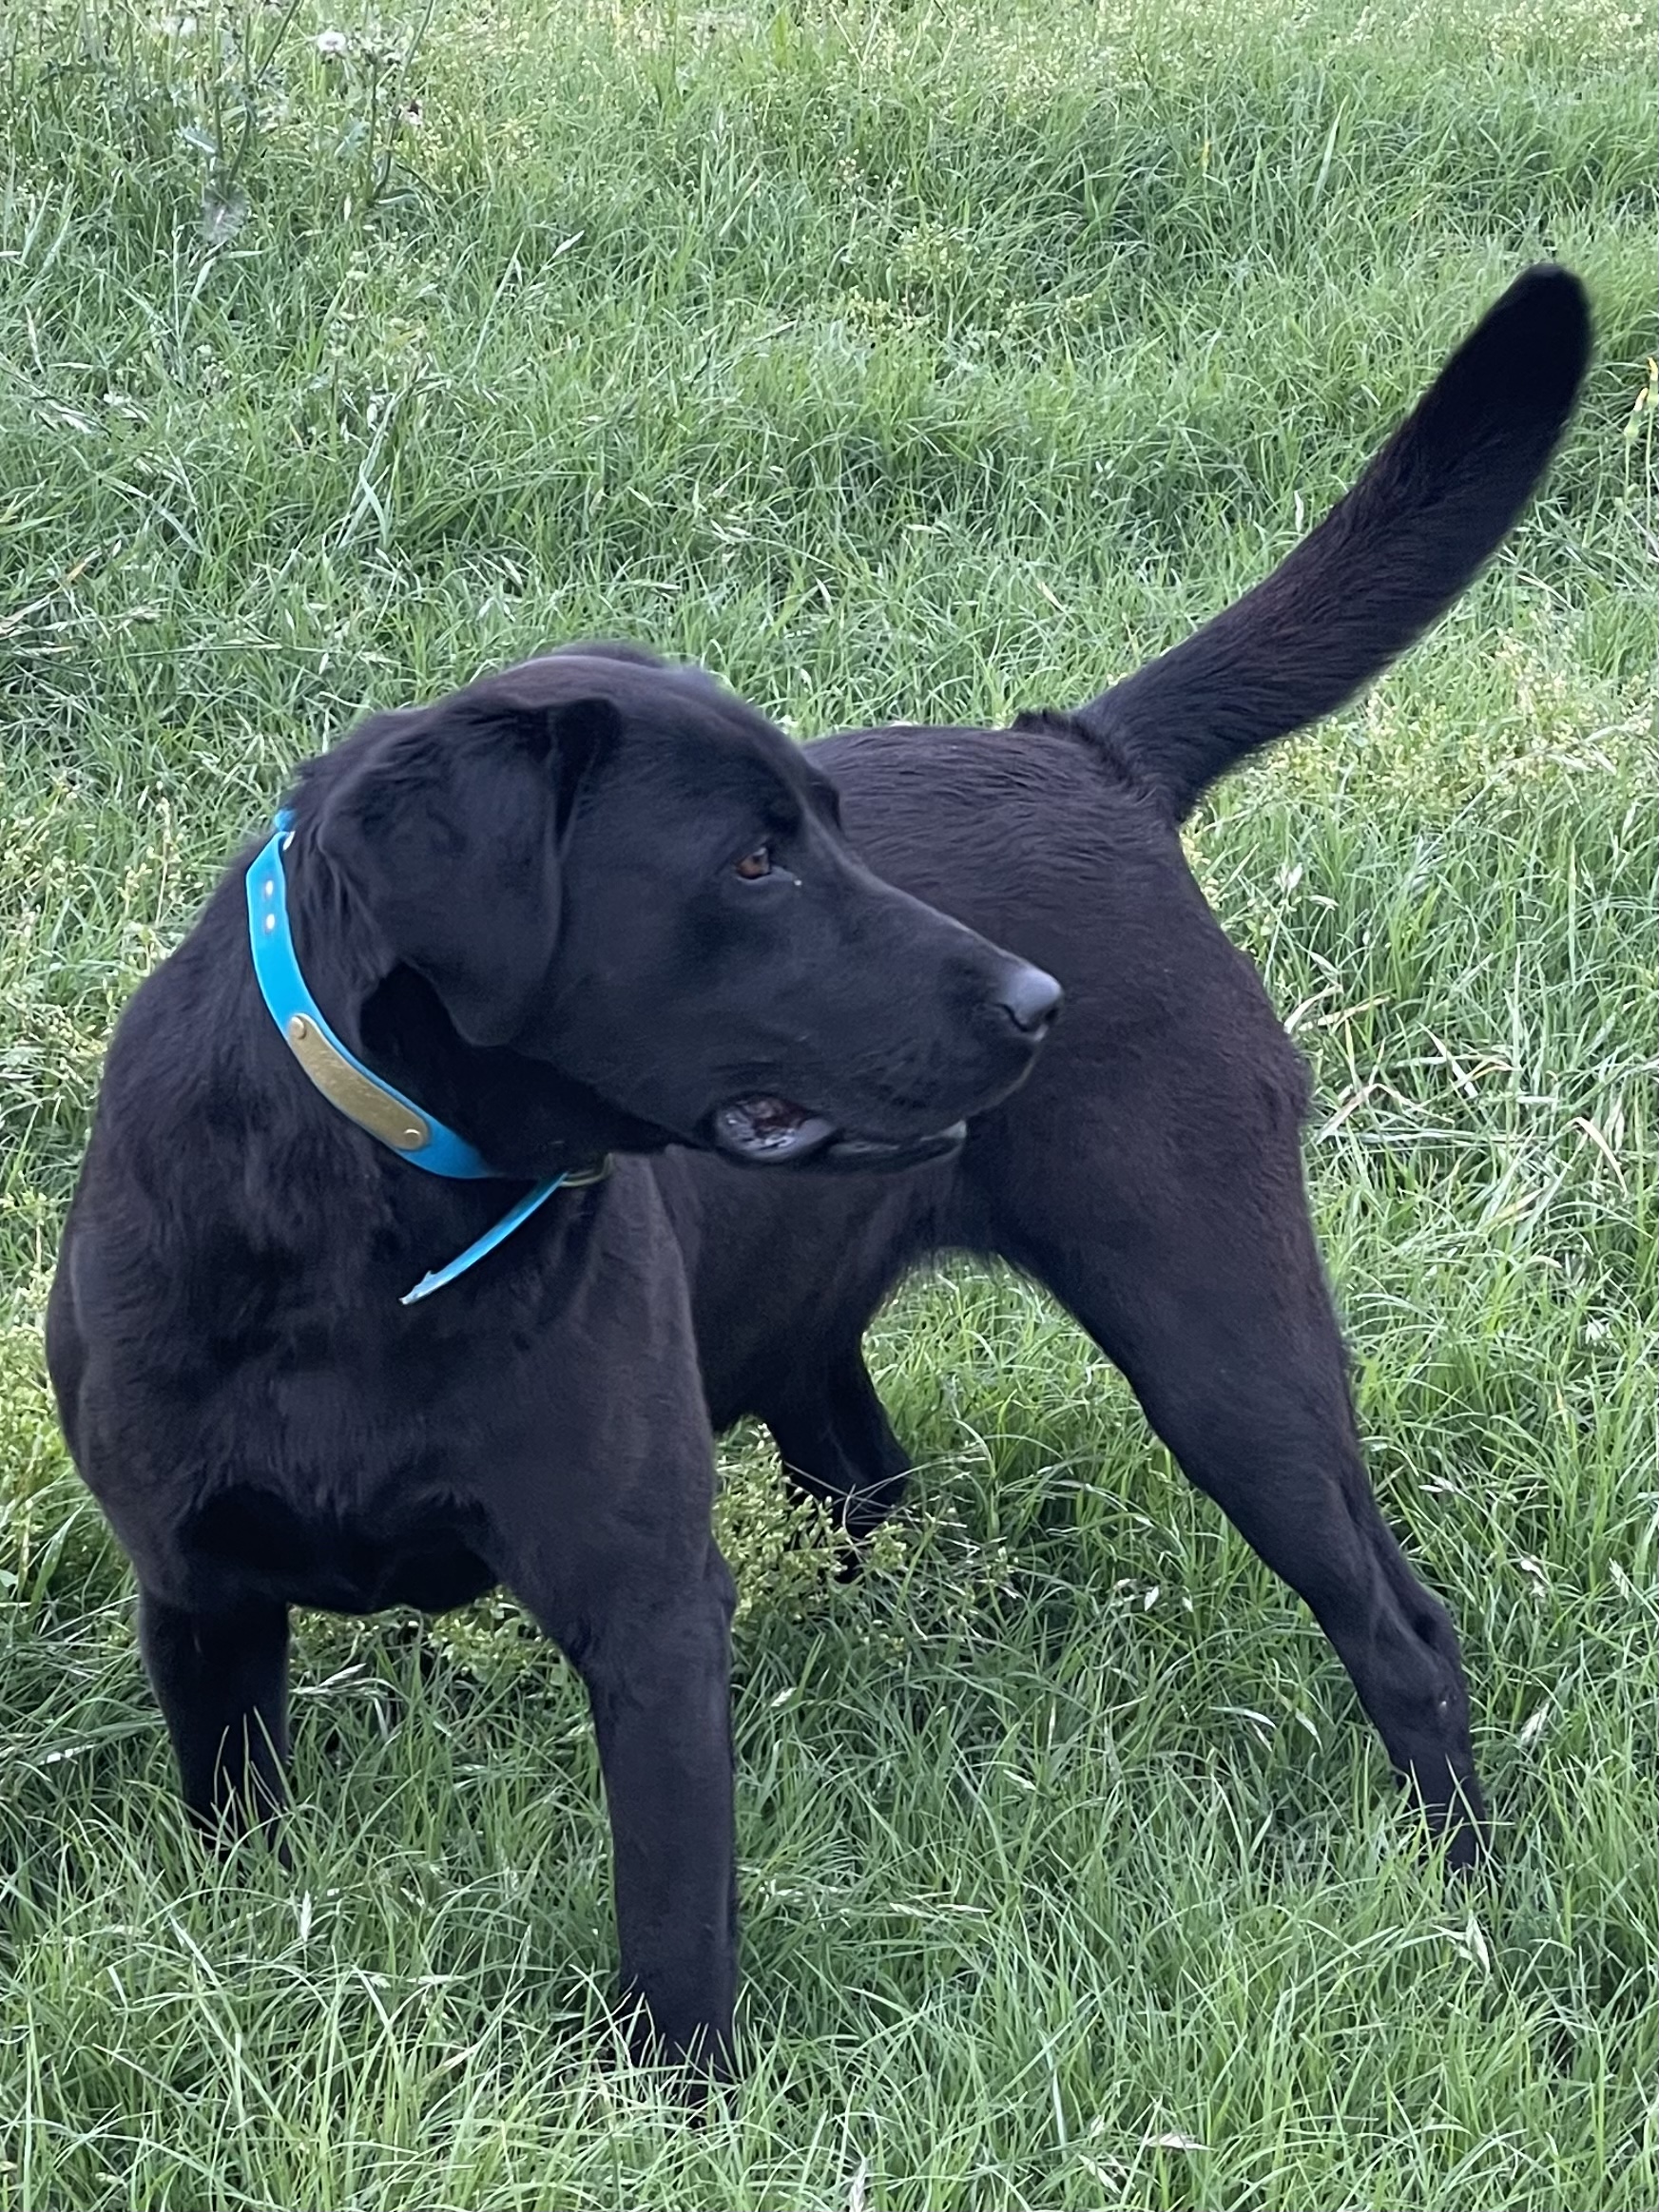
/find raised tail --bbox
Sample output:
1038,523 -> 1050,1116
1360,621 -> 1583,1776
1076,265 -> 1591,821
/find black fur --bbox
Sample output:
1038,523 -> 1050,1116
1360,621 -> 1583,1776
1079,264 -> 1591,817
48,266 -> 1590,2070
672,266 -> 1589,1881
48,652 -> 1059,2074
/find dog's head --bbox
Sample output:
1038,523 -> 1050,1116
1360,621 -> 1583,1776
289,647 -> 1058,1174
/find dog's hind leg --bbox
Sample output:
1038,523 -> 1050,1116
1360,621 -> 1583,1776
762,1344 -> 913,1543
986,1101 -> 1488,1871
138,1587 -> 291,1842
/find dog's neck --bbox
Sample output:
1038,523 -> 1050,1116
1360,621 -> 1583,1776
276,822 -> 663,1181
274,819 -> 386,1059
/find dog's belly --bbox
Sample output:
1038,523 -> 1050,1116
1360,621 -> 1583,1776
183,1483 -> 497,1616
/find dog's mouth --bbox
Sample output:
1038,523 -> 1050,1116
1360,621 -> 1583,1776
708,1095 -> 966,1174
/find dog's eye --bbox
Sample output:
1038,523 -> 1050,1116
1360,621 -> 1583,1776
733,847 -> 772,881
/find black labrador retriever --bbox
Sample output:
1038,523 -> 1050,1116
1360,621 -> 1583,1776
47,652 -> 1061,2070
48,264 -> 1589,2072
663,263 -> 1589,1875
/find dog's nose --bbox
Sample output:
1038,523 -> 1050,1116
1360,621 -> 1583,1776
996,963 -> 1063,1036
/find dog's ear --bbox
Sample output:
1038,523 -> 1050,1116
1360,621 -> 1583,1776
315,690 -> 622,1048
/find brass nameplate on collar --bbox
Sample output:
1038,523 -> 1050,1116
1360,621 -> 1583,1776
284,1015 -> 429,1151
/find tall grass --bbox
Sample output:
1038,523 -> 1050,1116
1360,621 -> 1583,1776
1,2 -> 1653,2205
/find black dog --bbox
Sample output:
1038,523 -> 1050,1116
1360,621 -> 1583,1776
664,263 -> 1590,1880
48,264 -> 1588,2070
47,653 -> 1061,2071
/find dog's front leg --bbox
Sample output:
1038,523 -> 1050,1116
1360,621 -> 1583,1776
138,1585 -> 292,1844
588,1554 -> 739,2074
520,1544 -> 740,2076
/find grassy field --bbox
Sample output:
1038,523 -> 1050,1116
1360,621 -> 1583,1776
1,0 -> 1653,2204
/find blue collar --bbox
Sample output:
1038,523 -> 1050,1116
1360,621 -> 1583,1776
247,811 -> 603,1304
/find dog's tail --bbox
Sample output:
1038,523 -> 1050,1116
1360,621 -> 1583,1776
1075,265 -> 1591,822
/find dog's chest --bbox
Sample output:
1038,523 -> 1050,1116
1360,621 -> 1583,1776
161,1302 -> 558,1614
183,1474 -> 497,1615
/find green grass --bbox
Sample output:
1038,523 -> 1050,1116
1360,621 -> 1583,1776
1,0 -> 1654,2204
